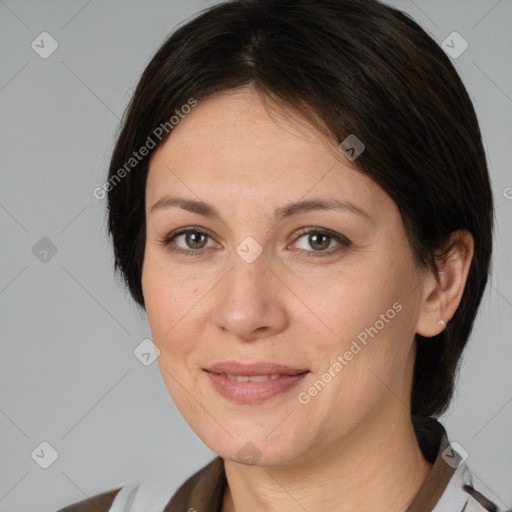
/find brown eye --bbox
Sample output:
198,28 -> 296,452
161,226 -> 350,258
180,231 -> 208,249
293,228 -> 350,257
307,233 -> 331,251
161,227 -> 215,257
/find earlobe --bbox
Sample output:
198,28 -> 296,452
415,230 -> 474,338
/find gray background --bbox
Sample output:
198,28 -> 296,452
1,0 -> 511,510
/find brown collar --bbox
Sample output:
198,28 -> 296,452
405,431 -> 456,511
164,455 -> 227,511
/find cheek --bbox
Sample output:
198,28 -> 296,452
299,253 -> 419,385
142,252 -> 214,427
141,250 -> 203,358
296,262 -> 403,342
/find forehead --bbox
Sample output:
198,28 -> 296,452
146,88 -> 386,219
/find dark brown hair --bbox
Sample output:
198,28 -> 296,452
106,0 -> 494,418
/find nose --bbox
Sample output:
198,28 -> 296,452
210,245 -> 289,342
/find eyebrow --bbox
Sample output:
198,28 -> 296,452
150,196 -> 372,222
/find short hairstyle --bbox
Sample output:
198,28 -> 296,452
106,0 -> 494,418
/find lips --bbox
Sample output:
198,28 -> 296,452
204,361 -> 310,404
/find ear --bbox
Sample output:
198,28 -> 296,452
415,230 -> 474,337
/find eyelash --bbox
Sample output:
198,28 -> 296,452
158,226 -> 351,258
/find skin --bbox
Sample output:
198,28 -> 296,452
141,86 -> 474,512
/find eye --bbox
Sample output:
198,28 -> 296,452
160,227 -> 216,257
159,226 -> 350,258
291,228 -> 350,257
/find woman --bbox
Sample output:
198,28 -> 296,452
58,0 -> 505,510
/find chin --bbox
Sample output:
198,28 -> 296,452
197,424 -> 310,468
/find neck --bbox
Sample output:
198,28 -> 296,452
222,406 -> 432,512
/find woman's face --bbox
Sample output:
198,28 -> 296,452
142,87 -> 429,466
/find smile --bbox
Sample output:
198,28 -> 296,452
204,369 -> 309,404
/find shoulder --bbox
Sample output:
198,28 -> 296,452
55,457 -> 225,512
55,487 -> 122,512
414,418 -> 508,512
434,461 -> 508,512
